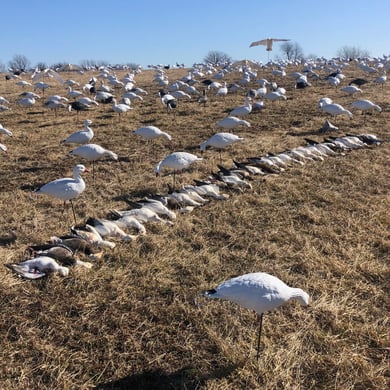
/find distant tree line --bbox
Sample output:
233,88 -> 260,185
1,44 -> 373,74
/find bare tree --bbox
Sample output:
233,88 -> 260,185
279,42 -> 304,61
203,51 -> 232,66
8,54 -> 31,72
35,62 -> 48,71
336,46 -> 369,60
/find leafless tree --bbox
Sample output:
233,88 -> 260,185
8,54 -> 31,72
336,46 -> 369,60
203,51 -> 232,66
279,42 -> 304,61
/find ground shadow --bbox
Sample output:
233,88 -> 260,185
95,362 -> 241,390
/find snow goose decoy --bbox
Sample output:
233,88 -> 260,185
200,132 -> 244,163
155,152 -> 203,187
340,85 -> 362,96
69,143 -> 118,181
36,164 -> 89,225
374,72 -> 386,88
350,99 -> 382,113
205,272 -> 310,360
112,98 -> 132,118
216,116 -> 250,131
229,97 -> 252,117
132,126 -> 172,142
5,256 -> 69,279
62,119 -> 94,145
320,102 -> 353,119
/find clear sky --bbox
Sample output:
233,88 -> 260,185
1,0 -> 389,69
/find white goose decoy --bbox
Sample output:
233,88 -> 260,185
374,72 -> 387,88
320,102 -> 353,119
350,99 -> 382,113
264,91 -> 287,101
200,132 -> 244,163
318,97 -> 333,109
69,143 -> 118,180
216,81 -> 228,98
216,116 -> 251,130
67,86 -> 83,99
205,272 -> 310,359
112,98 -> 132,117
0,124 -> 13,137
156,152 -> 202,179
132,126 -> 172,141
229,97 -> 252,117
62,119 -> 94,145
36,164 -> 89,224
340,85 -> 362,96
5,256 -> 69,279
17,96 -> 37,109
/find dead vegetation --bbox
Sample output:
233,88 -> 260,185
0,61 -> 389,389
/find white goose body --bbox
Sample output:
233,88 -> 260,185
350,99 -> 382,112
36,164 -> 88,202
200,132 -> 244,152
205,272 -> 309,315
155,152 -> 202,175
62,119 -> 94,145
229,97 -> 252,117
205,272 -> 309,359
69,144 -> 118,162
132,126 -> 172,141
340,85 -> 362,95
216,116 -> 251,130
321,102 -> 353,118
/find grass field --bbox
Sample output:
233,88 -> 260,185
0,61 -> 389,389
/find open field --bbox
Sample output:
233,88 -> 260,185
0,61 -> 389,389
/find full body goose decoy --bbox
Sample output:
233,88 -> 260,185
320,102 -> 353,119
205,272 -> 310,360
35,164 -> 89,225
350,99 -> 382,113
340,85 -> 362,96
69,143 -> 118,181
62,119 -> 94,145
229,97 -> 252,117
155,152 -> 203,187
216,116 -> 251,131
112,98 -> 132,118
132,126 -> 172,142
200,132 -> 244,163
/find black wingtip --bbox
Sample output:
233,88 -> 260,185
205,289 -> 217,295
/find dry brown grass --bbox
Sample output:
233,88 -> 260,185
0,62 -> 389,390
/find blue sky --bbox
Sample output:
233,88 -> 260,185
1,0 -> 389,69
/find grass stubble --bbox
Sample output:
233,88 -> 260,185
0,62 -> 388,389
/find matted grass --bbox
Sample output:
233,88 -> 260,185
0,61 -> 389,389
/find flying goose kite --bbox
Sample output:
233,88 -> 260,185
249,38 -> 290,51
